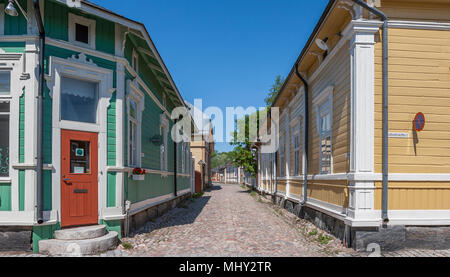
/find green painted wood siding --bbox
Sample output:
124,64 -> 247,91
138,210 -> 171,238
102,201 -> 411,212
19,89 -> 25,163
107,172 -> 116,208
141,94 -> 164,169
44,0 -> 116,55
107,92 -> 116,166
0,184 -> 11,211
44,0 -> 68,41
127,174 -> 174,204
43,81 -> 52,164
2,0 -> 27,35
0,42 -> 25,53
96,18 -> 115,55
32,223 -> 60,253
19,170 -> 25,211
19,89 -> 25,211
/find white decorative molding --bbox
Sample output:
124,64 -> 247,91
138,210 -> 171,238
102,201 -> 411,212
388,20 -> 450,31
68,53 -> 97,66
47,55 -> 114,223
338,0 -> 363,20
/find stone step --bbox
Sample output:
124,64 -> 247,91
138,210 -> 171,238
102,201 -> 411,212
39,231 -> 119,256
54,225 -> 106,240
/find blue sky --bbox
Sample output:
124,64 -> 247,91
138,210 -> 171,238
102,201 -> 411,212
91,0 -> 329,152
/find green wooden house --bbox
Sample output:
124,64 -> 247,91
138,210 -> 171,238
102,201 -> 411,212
0,0 -> 193,253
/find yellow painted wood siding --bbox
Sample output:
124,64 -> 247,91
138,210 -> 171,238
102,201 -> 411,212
307,181 -> 349,208
289,180 -> 303,197
374,182 -> 450,210
374,28 -> 450,174
277,181 -> 287,194
309,41 -> 351,175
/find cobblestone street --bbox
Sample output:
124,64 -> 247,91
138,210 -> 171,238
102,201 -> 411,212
119,183 -> 352,257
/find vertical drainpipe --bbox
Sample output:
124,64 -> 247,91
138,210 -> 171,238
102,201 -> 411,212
33,0 -> 45,224
294,63 -> 309,206
350,0 -> 389,224
174,119 -> 178,197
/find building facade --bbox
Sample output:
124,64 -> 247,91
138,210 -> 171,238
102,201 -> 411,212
256,0 -> 450,250
0,0 -> 193,252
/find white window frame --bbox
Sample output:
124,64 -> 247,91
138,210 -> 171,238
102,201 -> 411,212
160,113 -> 169,172
279,134 -> 285,177
0,70 -> 11,179
291,119 -> 301,176
126,80 -> 145,168
314,86 -> 334,175
46,54 -> 114,220
68,13 -> 96,50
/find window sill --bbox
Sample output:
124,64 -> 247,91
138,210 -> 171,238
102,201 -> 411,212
0,177 -> 11,184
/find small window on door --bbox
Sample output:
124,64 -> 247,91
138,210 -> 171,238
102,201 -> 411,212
70,140 -> 90,174
75,23 -> 89,44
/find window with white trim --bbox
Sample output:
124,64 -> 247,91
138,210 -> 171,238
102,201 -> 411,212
127,83 -> 145,167
318,100 -> 332,174
292,123 -> 301,176
279,134 -> 285,177
61,77 -> 99,124
0,71 -> 10,177
69,13 -> 96,49
128,98 -> 139,166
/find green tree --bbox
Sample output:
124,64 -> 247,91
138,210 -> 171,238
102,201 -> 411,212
225,75 -> 282,177
264,75 -> 285,107
211,151 -> 233,169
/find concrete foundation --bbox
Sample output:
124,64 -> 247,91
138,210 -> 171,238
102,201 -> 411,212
270,193 -> 450,252
0,226 -> 32,252
128,193 -> 191,234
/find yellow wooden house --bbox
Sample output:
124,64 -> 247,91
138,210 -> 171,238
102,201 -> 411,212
256,0 -> 450,250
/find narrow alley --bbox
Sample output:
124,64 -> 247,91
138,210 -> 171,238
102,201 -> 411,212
119,184 -> 351,257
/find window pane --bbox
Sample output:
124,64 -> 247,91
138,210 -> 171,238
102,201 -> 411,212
0,72 -> 10,95
0,103 -> 10,113
321,136 -> 332,174
61,77 -> 98,123
70,140 -> 90,174
75,23 -> 89,44
129,99 -> 136,119
0,113 -> 9,177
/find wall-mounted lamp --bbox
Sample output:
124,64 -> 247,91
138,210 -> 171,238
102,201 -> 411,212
5,0 -> 28,21
314,32 -> 342,53
151,135 -> 162,145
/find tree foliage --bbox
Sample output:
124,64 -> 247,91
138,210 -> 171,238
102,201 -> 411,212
264,75 -> 285,107
219,75 -> 283,177
211,151 -> 233,169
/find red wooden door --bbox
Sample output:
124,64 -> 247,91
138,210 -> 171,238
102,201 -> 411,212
195,171 -> 202,193
61,130 -> 98,228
